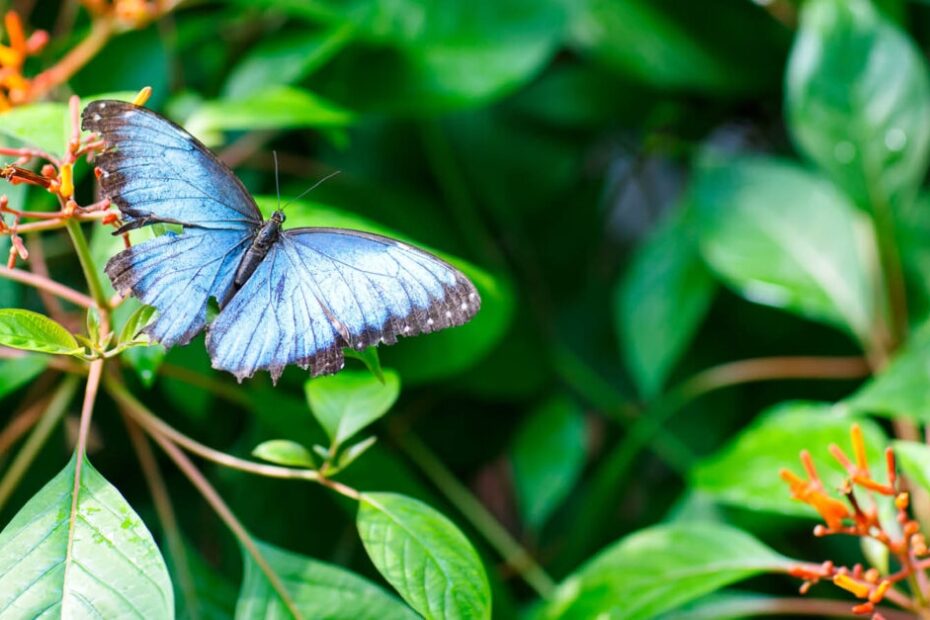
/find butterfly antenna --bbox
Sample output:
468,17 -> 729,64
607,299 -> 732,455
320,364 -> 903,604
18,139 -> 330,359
273,151 -> 282,212
281,170 -> 341,211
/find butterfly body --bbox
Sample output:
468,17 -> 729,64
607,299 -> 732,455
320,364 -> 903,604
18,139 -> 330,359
82,100 -> 480,382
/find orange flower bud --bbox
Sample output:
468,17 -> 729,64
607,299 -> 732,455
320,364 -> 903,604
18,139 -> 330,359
895,492 -> 909,510
58,163 -> 73,198
869,580 -> 891,604
834,574 -> 870,599
132,85 -> 152,107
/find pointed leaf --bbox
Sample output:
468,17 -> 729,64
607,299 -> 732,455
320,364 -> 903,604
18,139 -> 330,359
344,347 -> 385,383
510,397 -> 587,530
0,308 -> 82,355
305,369 -> 401,444
252,440 -> 315,468
693,156 -> 878,343
786,0 -> 930,207
892,440 -> 930,495
357,492 -> 491,620
691,401 -> 887,517
540,523 -> 790,620
847,325 -> 930,420
614,206 -> 716,398
0,454 -> 174,617
236,540 -> 417,619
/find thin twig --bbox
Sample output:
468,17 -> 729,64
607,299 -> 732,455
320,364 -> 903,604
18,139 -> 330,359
0,266 -> 94,308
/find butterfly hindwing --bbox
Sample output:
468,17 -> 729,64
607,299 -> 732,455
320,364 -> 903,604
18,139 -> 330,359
83,100 -> 261,346
207,229 -> 481,382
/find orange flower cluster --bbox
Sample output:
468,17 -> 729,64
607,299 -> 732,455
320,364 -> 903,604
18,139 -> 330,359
0,11 -> 48,110
80,0 -> 160,27
781,424 -> 930,619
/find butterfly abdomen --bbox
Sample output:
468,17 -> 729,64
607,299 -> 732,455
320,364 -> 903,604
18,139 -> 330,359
233,210 -> 285,289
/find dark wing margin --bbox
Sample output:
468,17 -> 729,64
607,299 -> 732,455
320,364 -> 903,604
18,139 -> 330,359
81,100 -> 262,230
206,228 -> 481,383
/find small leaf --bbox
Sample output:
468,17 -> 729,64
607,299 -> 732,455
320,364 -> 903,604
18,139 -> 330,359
305,369 -> 401,445
119,303 -> 157,343
86,306 -> 100,344
786,0 -> 930,207
313,444 -> 330,461
510,396 -> 587,530
0,354 -> 48,398
357,492 -> 491,620
237,540 -> 417,619
344,346 -> 385,383
892,440 -> 930,494
186,86 -> 353,137
692,155 -> 879,344
691,401 -> 887,517
0,453 -> 174,617
337,436 -> 377,470
846,325 -> 930,420
614,206 -> 716,398
541,523 -> 790,620
252,440 -> 316,468
0,308 -> 82,355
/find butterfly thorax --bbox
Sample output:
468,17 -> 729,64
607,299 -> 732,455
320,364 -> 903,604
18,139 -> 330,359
233,210 -> 285,288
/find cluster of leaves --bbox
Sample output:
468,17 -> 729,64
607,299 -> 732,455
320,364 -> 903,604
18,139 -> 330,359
6,0 -> 930,619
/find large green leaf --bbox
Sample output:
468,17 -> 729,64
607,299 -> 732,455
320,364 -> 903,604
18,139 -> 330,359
892,440 -> 930,495
256,196 -> 512,383
243,0 -> 564,110
0,454 -> 174,617
846,324 -> 930,420
786,0 -> 930,208
236,540 -> 417,619
692,156 -> 879,345
305,369 -> 400,444
614,206 -> 716,399
691,401 -> 887,517
357,492 -> 491,620
540,522 -> 790,620
510,396 -> 587,531
568,0 -> 785,93
0,309 -> 82,356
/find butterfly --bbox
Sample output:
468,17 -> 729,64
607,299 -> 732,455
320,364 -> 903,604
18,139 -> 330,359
81,100 -> 480,383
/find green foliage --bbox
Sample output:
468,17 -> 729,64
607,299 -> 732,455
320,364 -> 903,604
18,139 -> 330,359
357,492 -> 492,620
252,440 -> 316,468
0,309 -> 82,355
305,369 -> 400,445
0,454 -> 174,618
540,523 -> 789,620
236,540 -> 417,619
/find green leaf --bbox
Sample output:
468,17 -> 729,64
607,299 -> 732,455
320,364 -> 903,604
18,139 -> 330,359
236,540 -> 417,619
223,25 -> 356,99
0,453 -> 174,617
0,355 -> 48,398
252,440 -> 316,468
305,369 -> 400,444
510,396 -> 587,530
357,492 -> 491,620
256,196 -> 514,383
344,347 -> 385,382
568,0 -> 785,93
892,440 -> 930,494
691,401 -> 887,517
244,0 -> 564,111
337,436 -> 378,470
185,86 -> 353,138
846,324 -> 930,420
692,156 -> 879,344
540,522 -> 790,620
119,303 -> 157,343
0,308 -> 82,355
614,206 -> 716,399
786,0 -> 930,207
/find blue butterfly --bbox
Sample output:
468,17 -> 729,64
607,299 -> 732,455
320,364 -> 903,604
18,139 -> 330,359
81,100 -> 480,383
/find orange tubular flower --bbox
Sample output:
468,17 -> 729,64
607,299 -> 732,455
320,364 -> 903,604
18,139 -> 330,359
0,11 -> 48,108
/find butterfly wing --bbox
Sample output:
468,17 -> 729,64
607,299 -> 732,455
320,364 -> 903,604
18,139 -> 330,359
207,229 -> 480,382
82,100 -> 261,346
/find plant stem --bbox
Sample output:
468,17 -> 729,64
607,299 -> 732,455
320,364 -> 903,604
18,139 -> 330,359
0,266 -> 94,308
394,430 -> 557,599
663,595 -> 913,620
0,376 -> 78,511
29,17 -> 117,101
143,420 -> 305,620
64,219 -> 108,311
560,354 -> 871,569
121,414 -> 201,619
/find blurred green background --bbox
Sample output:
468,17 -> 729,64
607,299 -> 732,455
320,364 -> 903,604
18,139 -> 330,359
7,0 -> 930,618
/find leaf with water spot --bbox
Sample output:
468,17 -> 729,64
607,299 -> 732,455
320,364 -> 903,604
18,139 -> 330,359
0,453 -> 174,618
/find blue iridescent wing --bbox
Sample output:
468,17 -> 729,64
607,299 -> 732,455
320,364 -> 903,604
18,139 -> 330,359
207,229 -> 480,382
81,100 -> 261,346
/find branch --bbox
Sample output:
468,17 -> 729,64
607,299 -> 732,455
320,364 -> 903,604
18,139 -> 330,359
0,266 -> 94,308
